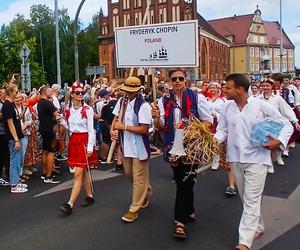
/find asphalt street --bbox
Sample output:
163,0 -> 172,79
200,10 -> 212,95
0,145 -> 299,250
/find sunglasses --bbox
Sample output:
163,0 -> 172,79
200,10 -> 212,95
73,91 -> 85,95
171,77 -> 185,82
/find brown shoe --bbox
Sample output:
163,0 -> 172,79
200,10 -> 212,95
121,211 -> 138,223
235,244 -> 249,250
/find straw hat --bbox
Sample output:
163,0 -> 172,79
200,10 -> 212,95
120,77 -> 142,92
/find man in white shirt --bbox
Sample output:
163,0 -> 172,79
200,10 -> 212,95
111,77 -> 152,223
214,74 -> 293,250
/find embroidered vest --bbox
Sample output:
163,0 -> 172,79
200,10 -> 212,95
119,94 -> 151,159
162,88 -> 199,162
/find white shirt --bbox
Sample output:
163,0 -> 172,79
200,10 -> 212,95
67,104 -> 96,152
285,84 -> 300,107
157,93 -> 213,126
258,93 -> 298,123
113,97 -> 152,160
96,99 -> 109,117
214,98 -> 293,167
207,97 -> 226,121
52,95 -> 60,110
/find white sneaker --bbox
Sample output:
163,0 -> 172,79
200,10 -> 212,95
17,183 -> 28,188
282,150 -> 289,157
276,157 -> 285,166
210,155 -> 220,170
289,142 -> 296,148
267,166 -> 275,174
11,185 -> 28,193
0,178 -> 10,186
69,167 -> 76,174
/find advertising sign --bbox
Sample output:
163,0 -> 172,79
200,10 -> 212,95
115,20 -> 198,68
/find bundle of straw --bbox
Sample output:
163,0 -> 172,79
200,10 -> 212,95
182,116 -> 219,166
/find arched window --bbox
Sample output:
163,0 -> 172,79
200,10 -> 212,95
201,41 -> 207,75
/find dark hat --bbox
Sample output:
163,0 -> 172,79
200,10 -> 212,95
99,88 -> 109,98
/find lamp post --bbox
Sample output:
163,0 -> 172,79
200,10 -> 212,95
279,0 -> 283,74
74,0 -> 86,82
54,0 -> 62,86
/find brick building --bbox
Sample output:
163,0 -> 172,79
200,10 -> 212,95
98,0 -> 230,81
208,7 -> 296,78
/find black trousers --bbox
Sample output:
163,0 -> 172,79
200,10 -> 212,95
172,160 -> 197,224
0,134 -> 10,179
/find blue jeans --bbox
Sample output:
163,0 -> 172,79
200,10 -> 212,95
8,140 -> 23,186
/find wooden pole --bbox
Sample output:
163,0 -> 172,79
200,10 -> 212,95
106,0 -> 152,164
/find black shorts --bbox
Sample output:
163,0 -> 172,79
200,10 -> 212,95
40,131 -> 56,153
101,124 -> 111,144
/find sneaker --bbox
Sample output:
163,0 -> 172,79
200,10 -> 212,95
23,169 -> 33,175
99,158 -> 107,164
282,150 -> 289,157
41,174 -> 46,180
276,157 -> 285,166
267,166 -> 275,174
29,166 -> 38,173
225,186 -> 237,196
81,196 -> 95,207
115,164 -> 124,172
121,211 -> 138,223
17,183 -> 28,188
289,142 -> 296,148
56,155 -> 68,161
44,176 -> 61,184
59,203 -> 72,215
0,178 -> 10,186
11,185 -> 28,193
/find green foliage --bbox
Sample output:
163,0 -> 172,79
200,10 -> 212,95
0,4 -> 99,89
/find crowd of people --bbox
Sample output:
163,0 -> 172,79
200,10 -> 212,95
0,71 -> 299,250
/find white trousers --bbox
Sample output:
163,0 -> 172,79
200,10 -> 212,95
231,163 -> 268,248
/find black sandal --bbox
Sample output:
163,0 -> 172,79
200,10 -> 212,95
173,223 -> 187,239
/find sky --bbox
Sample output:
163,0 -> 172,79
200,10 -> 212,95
0,0 -> 299,67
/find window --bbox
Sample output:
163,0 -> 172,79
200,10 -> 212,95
256,61 -> 260,71
269,61 -> 273,70
134,0 -> 141,8
172,5 -> 180,21
250,61 -> 254,71
250,47 -> 254,57
113,15 -> 119,29
150,10 -> 154,24
184,8 -> 192,20
123,14 -> 130,26
159,0 -> 167,3
123,0 -> 130,9
255,47 -> 259,57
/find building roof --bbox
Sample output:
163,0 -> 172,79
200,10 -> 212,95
196,13 -> 229,44
208,14 -> 294,48
263,21 -> 295,48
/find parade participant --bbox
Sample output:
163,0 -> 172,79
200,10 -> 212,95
281,75 -> 300,156
152,69 -> 213,239
37,86 -> 61,184
0,87 -> 10,186
260,80 -> 300,168
51,84 -> 61,110
214,74 -> 293,250
59,82 -> 98,215
294,77 -> 300,92
250,83 -> 260,97
110,77 -> 152,223
14,92 -> 32,179
2,83 -> 27,193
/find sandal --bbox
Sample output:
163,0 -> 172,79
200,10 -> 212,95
21,175 -> 30,180
173,223 -> 187,239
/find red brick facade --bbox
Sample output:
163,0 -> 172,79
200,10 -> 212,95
98,0 -> 230,81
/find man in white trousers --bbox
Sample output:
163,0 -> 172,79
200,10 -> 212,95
214,74 -> 293,250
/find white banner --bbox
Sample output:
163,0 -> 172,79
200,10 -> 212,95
115,20 -> 199,68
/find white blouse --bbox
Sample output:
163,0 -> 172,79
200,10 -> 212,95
207,97 -> 226,121
66,104 -> 96,152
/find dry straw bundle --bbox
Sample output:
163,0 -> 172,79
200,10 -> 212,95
182,116 -> 219,166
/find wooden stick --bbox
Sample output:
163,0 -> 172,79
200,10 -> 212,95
106,95 -> 127,164
151,69 -> 157,106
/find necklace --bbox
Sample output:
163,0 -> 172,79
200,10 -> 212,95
73,104 -> 82,110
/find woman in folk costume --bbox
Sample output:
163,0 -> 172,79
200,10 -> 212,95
60,82 -> 98,215
152,69 -> 213,239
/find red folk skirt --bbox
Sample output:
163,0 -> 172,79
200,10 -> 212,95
67,133 -> 98,168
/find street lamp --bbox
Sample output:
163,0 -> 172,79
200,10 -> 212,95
74,0 -> 86,82
279,0 -> 283,74
54,0 -> 62,86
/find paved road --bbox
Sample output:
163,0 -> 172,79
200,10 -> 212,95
0,145 -> 299,250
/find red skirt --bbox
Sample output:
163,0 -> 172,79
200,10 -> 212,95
67,133 -> 98,168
